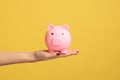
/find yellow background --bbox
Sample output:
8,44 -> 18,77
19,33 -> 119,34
0,0 -> 120,80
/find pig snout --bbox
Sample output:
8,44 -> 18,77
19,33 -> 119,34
51,37 -> 62,46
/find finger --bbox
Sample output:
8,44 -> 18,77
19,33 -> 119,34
56,53 -> 75,58
45,52 -> 60,58
56,49 -> 79,58
68,49 -> 79,55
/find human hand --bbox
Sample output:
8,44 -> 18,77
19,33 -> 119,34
33,50 -> 79,61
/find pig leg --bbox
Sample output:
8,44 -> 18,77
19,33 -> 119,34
48,49 -> 54,53
61,49 -> 68,54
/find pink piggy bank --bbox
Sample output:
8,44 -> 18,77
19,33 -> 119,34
45,24 -> 71,54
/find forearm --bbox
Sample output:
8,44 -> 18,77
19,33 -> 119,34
0,52 -> 36,66
0,50 -> 79,66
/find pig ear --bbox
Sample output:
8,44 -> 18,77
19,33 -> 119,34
62,24 -> 69,31
47,24 -> 55,31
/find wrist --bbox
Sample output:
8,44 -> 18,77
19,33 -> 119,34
23,52 -> 37,62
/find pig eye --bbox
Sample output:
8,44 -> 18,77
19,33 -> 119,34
51,33 -> 54,35
61,33 -> 64,35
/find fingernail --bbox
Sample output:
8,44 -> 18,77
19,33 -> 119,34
57,53 -> 61,56
77,50 -> 79,53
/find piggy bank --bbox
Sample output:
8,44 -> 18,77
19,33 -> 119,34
45,24 -> 71,54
